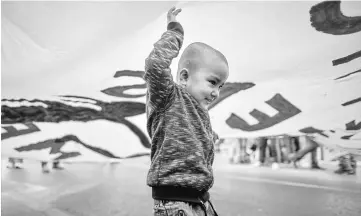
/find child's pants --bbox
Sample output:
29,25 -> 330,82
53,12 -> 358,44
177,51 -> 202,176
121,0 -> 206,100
153,199 -> 218,216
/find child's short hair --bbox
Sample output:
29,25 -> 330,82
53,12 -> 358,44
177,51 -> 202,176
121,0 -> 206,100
176,42 -> 228,82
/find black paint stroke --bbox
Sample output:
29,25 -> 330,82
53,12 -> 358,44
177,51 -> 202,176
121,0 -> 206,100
102,84 -> 147,98
335,69 -> 361,80
300,120 -> 360,140
333,50 -> 361,66
114,70 -> 145,78
299,126 -> 329,137
1,99 -> 145,121
1,122 -> 40,140
208,82 -> 255,110
345,120 -> 361,130
310,1 -> 361,35
341,135 -> 354,140
1,97 -> 150,149
226,93 -> 301,131
342,97 -> 361,106
14,134 -> 149,161
125,152 -> 151,158
102,70 -> 146,98
15,136 -> 81,161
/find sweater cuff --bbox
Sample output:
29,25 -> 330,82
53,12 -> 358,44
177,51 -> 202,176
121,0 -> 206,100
167,22 -> 184,36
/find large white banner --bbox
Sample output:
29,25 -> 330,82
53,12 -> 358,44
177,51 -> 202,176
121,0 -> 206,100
2,1 -> 361,162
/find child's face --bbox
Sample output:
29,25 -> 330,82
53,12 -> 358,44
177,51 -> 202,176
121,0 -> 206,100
185,61 -> 229,110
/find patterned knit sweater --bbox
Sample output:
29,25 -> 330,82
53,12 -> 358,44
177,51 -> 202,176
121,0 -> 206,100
144,22 -> 218,193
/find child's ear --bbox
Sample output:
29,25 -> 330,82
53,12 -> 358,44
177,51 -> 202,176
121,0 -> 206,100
179,69 -> 189,84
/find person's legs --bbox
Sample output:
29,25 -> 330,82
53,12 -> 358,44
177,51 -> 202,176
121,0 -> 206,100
288,137 -> 318,163
7,158 -> 16,169
268,138 -> 276,159
335,155 -> 345,174
310,147 -> 324,170
279,137 -> 290,163
335,154 -> 356,175
53,161 -> 64,170
7,158 -> 23,169
289,137 -> 300,168
247,141 -> 257,163
41,161 -> 50,173
268,137 -> 280,169
256,137 -> 267,166
345,154 -> 356,175
350,155 -> 357,173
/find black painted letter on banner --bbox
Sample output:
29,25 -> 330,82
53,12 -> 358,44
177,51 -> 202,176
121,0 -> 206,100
1,123 -> 40,140
226,93 -> 301,131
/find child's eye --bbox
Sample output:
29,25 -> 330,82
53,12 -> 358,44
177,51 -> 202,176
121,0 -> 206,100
209,80 -> 216,85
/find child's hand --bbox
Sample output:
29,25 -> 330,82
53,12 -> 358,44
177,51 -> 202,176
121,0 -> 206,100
167,7 -> 182,24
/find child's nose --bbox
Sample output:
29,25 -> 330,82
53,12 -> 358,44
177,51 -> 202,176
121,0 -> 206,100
211,90 -> 219,99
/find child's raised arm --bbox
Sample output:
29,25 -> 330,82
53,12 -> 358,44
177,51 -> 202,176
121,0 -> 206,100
144,7 -> 184,110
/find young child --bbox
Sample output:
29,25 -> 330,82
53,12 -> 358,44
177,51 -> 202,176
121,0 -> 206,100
144,7 -> 229,216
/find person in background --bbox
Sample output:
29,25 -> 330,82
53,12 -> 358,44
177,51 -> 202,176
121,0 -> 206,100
247,139 -> 258,163
253,137 -> 268,167
7,157 -> 23,169
267,137 -> 280,169
289,136 -> 300,168
334,154 -> 357,175
288,136 -> 324,170
7,157 -> 64,173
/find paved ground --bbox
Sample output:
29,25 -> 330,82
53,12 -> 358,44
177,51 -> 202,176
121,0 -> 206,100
2,154 -> 361,216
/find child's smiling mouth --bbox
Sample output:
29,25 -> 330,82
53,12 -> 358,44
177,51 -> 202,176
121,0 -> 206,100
205,98 -> 213,105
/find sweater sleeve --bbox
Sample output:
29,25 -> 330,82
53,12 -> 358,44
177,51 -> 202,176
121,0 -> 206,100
144,22 -> 184,110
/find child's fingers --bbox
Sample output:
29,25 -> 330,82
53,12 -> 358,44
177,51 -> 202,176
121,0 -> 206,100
168,6 -> 176,14
174,8 -> 182,16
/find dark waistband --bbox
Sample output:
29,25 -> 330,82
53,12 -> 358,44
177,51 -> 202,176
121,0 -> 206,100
152,186 -> 210,204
